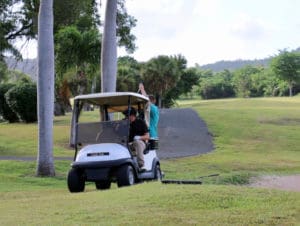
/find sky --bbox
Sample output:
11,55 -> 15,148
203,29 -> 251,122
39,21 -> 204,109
20,0 -> 300,67
118,0 -> 300,66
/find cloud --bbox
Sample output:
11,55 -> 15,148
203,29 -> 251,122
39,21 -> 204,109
192,0 -> 220,17
126,0 -> 189,40
230,14 -> 267,41
127,0 -> 185,14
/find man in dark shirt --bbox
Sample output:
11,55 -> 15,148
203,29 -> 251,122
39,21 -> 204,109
125,107 -> 149,170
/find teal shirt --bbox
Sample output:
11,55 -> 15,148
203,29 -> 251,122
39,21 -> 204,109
149,104 -> 159,138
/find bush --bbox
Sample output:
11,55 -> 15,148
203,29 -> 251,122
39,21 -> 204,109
5,82 -> 37,123
0,83 -> 19,122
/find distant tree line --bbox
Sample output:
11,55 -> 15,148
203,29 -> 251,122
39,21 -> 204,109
195,49 -> 300,99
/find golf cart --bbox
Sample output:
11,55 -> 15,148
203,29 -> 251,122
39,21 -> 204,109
67,92 -> 162,192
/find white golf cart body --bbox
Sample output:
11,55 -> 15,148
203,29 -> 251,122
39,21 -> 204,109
68,92 -> 161,192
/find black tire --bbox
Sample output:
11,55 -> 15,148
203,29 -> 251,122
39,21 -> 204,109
154,164 -> 162,180
67,168 -> 85,192
117,164 -> 135,187
95,180 -> 111,190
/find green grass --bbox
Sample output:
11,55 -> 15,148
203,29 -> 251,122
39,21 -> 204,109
0,183 -> 299,225
0,96 -> 300,225
0,113 -> 72,157
0,160 -> 69,192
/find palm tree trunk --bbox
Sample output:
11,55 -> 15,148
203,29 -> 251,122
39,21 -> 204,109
101,0 -> 117,93
289,83 -> 293,97
36,0 -> 55,176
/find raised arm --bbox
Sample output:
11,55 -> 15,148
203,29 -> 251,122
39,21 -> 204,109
138,83 -> 147,96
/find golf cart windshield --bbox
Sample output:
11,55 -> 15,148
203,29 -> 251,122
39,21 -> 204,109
76,120 -> 129,145
73,92 -> 149,147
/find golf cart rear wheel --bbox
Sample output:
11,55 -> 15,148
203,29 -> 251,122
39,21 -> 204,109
154,164 -> 162,180
117,164 -> 135,187
67,168 -> 85,192
95,180 -> 111,190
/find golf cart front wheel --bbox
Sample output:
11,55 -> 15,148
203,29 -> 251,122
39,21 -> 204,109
67,168 -> 85,192
117,164 -> 135,187
154,164 -> 162,180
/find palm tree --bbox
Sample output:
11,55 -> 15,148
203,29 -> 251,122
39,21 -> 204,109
101,0 -> 117,93
36,0 -> 55,176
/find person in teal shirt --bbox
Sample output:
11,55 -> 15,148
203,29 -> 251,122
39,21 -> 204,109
138,84 -> 159,139
148,95 -> 159,138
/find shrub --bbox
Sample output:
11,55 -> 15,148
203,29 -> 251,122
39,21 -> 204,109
0,83 -> 19,122
5,82 -> 37,123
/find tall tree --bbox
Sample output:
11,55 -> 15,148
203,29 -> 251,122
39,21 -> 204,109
232,65 -> 260,98
101,0 -> 117,93
141,55 -> 180,106
271,50 -> 300,96
36,0 -> 55,176
55,26 -> 101,95
116,56 -> 140,92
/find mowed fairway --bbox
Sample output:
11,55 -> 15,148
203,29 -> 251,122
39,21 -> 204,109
0,97 -> 300,225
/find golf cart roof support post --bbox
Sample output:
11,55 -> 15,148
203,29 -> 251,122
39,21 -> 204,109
104,104 -> 109,121
73,99 -> 81,160
100,106 -> 105,121
126,96 -> 132,150
127,96 -> 132,117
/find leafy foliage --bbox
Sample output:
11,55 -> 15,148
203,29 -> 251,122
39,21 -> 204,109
164,66 -> 200,107
116,0 -> 137,53
271,50 -> 300,96
0,83 -> 19,122
55,25 -> 101,110
232,65 -> 262,97
0,0 -> 23,60
53,0 -> 100,33
117,56 -> 140,92
199,69 -> 234,99
55,26 -> 101,74
141,55 -> 197,107
0,61 -> 8,83
5,82 -> 37,122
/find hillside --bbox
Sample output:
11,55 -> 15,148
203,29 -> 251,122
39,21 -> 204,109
199,58 -> 270,72
199,47 -> 300,72
5,57 -> 37,80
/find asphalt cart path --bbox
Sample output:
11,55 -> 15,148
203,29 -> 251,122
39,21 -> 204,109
157,108 -> 214,159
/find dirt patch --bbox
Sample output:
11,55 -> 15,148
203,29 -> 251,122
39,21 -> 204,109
249,175 -> 300,192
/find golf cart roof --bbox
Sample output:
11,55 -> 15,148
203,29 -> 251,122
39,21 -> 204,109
74,92 -> 149,107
